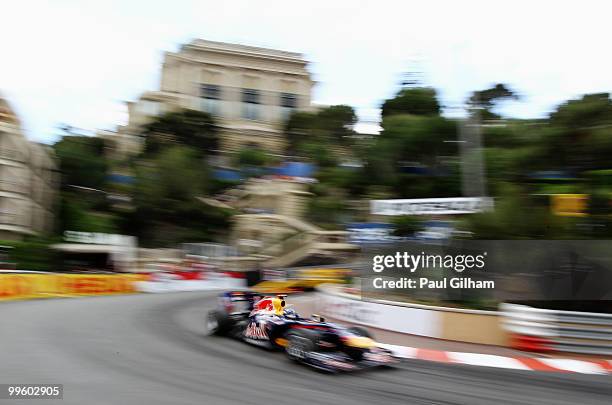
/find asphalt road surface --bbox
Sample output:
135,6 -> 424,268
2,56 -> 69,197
1,292 -> 610,405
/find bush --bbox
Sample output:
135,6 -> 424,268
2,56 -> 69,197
236,148 -> 270,167
391,216 -> 424,237
0,238 -> 59,271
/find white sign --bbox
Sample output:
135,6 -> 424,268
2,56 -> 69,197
64,231 -> 133,246
238,239 -> 263,248
371,197 -> 494,216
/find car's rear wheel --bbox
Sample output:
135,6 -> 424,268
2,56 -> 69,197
285,330 -> 316,362
207,309 -> 232,336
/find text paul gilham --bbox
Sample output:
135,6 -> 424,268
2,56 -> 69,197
372,277 -> 495,289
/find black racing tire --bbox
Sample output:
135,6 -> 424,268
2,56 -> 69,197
285,329 -> 317,362
207,309 -> 232,336
347,326 -> 373,339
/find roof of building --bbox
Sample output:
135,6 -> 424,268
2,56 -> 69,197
0,93 -> 20,126
181,39 -> 306,63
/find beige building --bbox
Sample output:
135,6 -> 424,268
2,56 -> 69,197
204,177 -> 358,268
114,39 -> 314,158
0,95 -> 58,240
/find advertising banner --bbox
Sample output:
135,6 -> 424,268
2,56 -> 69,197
0,274 -> 147,301
371,197 -> 494,216
346,222 -> 397,244
550,194 -> 588,217
316,291 -> 442,337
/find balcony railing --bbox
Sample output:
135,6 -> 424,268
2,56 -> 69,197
0,179 -> 28,194
0,148 -> 26,162
0,212 -> 26,226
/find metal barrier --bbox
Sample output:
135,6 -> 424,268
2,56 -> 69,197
501,303 -> 612,356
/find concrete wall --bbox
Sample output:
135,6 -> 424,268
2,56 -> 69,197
315,285 -> 507,346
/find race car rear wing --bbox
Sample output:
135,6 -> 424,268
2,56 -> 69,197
218,290 -> 260,314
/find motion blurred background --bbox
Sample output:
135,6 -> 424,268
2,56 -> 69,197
1,3 -> 612,404
1,0 -> 612,347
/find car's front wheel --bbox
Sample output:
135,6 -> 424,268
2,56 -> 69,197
347,326 -> 373,339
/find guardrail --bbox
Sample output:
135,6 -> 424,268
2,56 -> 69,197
501,303 -> 612,356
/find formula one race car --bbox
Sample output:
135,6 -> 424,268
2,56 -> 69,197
206,291 -> 398,372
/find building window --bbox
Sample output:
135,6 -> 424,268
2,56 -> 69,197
280,93 -> 297,109
201,99 -> 220,115
201,84 -> 221,116
280,93 -> 298,121
242,88 -> 260,120
139,100 -> 160,116
201,84 -> 221,100
242,88 -> 260,104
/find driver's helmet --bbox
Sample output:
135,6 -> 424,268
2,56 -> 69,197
283,308 -> 298,319
271,297 -> 285,316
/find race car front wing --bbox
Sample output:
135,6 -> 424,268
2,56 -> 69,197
303,348 -> 399,372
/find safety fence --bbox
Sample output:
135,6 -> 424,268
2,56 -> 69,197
0,273 -> 148,301
501,303 -> 612,356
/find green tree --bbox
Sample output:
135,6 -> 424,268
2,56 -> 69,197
53,135 -> 107,190
53,135 -> 117,237
299,142 -> 338,168
551,93 -> 612,130
236,148 -> 271,167
284,105 -> 357,155
142,109 -> 218,157
479,122 -> 549,194
234,147 -> 277,178
306,183 -> 351,229
317,105 -> 357,144
316,166 -> 367,196
134,146 -> 208,211
381,87 -> 441,117
57,194 -> 118,234
284,111 -> 317,153
0,237 -> 59,272
468,83 -> 518,120
130,146 -> 230,246
363,115 -> 460,197
462,184 -> 570,239
548,93 -> 612,171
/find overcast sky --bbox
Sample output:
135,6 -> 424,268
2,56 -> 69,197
1,0 -> 611,143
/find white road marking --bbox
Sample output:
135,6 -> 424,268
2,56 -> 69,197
538,359 -> 608,375
447,352 -> 530,370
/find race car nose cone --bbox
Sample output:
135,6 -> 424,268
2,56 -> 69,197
344,336 -> 376,349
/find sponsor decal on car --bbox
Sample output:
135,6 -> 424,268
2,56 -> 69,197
244,322 -> 268,340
